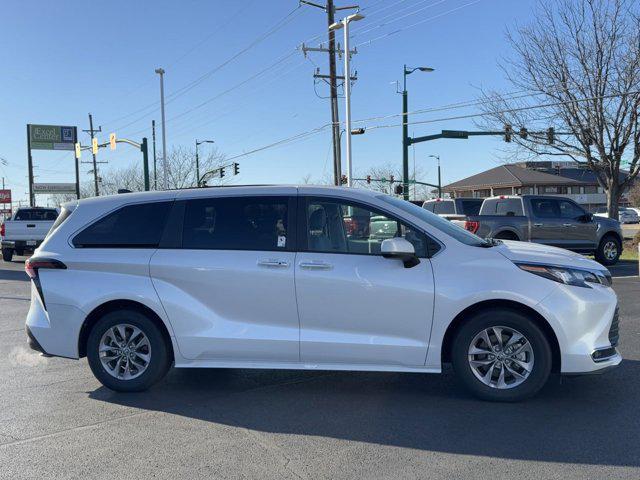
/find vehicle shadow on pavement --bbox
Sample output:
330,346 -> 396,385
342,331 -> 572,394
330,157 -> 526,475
609,259 -> 639,277
89,359 -> 640,467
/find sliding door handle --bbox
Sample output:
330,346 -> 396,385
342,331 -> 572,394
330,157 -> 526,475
533,223 -> 543,227
257,259 -> 289,268
299,261 -> 332,270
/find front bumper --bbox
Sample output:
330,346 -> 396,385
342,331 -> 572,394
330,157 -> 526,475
537,283 -> 622,374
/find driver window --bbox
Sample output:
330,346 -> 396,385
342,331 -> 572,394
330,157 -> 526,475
306,199 -> 427,257
558,200 -> 585,219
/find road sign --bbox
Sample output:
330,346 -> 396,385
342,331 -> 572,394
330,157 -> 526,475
0,208 -> 11,215
92,138 -> 98,154
75,142 -> 82,159
28,124 -> 77,150
32,183 -> 76,193
441,130 -> 469,139
0,189 -> 11,203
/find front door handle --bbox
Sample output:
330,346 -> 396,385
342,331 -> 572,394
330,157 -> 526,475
299,261 -> 332,270
257,259 -> 289,268
563,223 -> 575,227
533,223 -> 543,227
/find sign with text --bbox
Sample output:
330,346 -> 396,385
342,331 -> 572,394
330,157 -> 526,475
32,183 -> 76,193
28,124 -> 77,151
0,189 -> 10,203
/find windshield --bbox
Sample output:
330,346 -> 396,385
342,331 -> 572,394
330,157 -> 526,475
378,195 -> 489,247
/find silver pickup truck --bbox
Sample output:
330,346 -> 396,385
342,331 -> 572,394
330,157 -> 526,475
1,207 -> 59,262
453,195 -> 623,265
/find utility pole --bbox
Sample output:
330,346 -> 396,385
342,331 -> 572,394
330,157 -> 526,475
155,68 -> 168,190
152,120 -> 157,189
83,113 -> 102,196
301,0 -> 359,186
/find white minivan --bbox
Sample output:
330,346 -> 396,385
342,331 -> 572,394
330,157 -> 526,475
25,186 -> 621,401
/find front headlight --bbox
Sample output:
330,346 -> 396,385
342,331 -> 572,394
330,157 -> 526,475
516,263 -> 612,288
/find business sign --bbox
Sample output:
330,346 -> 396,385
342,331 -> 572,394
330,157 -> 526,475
28,124 -> 77,151
0,189 -> 10,203
32,183 -> 76,193
0,208 -> 11,215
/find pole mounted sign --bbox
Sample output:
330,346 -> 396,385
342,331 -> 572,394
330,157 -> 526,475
0,189 -> 11,203
28,125 -> 77,151
27,124 -> 80,206
32,183 -> 77,194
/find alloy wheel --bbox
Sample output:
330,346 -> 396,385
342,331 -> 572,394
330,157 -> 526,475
603,241 -> 618,261
467,326 -> 534,389
99,324 -> 152,380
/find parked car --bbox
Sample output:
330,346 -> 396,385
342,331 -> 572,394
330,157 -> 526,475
453,195 -> 623,265
1,207 -> 59,262
594,207 -> 639,224
422,197 -> 483,221
25,186 -> 620,401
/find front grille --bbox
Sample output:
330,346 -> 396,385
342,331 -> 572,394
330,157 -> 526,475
608,306 -> 619,347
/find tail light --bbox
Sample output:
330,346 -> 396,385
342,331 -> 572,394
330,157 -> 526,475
0,223 -> 4,237
464,220 -> 480,234
25,257 -> 66,309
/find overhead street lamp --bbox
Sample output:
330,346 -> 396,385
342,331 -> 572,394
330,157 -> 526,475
329,12 -> 365,188
195,139 -> 214,187
427,154 -> 442,198
402,64 -> 434,200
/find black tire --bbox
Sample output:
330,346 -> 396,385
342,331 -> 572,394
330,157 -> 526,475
595,234 -> 621,266
493,231 -> 519,241
86,309 -> 172,392
451,308 -> 552,402
2,249 -> 12,262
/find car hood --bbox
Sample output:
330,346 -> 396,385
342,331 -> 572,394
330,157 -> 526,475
495,240 -> 607,271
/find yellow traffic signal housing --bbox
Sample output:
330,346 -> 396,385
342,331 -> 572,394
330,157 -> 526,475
75,143 -> 81,159
92,138 -> 98,154
109,133 -> 116,150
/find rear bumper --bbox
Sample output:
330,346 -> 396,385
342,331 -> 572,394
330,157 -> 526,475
2,239 -> 42,251
26,326 -> 52,357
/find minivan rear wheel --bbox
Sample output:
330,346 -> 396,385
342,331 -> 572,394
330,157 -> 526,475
86,309 -> 171,392
451,308 -> 552,402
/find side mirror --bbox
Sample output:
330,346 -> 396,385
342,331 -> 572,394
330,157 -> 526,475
381,237 -> 420,268
579,213 -> 593,223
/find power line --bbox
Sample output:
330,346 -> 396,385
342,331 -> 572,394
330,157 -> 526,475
351,0 -> 447,37
355,0 -> 483,48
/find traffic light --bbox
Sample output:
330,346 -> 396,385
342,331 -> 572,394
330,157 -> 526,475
109,133 -> 117,150
340,175 -> 347,185
504,125 -> 512,142
366,175 -> 371,184
220,167 -> 226,178
233,162 -> 239,175
75,143 -> 81,159
519,127 -> 528,139
547,127 -> 554,144
394,184 -> 404,195
92,137 -> 98,154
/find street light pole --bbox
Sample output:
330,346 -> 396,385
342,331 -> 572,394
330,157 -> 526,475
155,68 -> 167,190
402,65 -> 434,200
428,154 -> 442,197
195,139 -> 214,187
330,13 -> 364,187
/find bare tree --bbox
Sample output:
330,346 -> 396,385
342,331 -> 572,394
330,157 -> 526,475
479,0 -> 640,217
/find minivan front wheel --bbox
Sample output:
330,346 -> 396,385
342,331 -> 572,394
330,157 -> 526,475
86,310 -> 171,392
451,309 -> 552,402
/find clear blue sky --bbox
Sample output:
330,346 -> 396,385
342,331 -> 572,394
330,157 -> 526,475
0,0 -> 536,205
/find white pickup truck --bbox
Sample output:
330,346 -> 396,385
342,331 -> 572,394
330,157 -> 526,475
1,207 -> 59,262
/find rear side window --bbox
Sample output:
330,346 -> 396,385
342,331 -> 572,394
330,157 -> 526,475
14,209 -> 58,221
182,196 -> 290,251
531,199 -> 560,218
422,202 -> 435,212
73,202 -> 171,248
432,201 -> 455,215
481,199 -> 523,216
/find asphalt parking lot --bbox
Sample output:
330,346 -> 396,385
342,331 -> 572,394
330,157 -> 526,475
1,256 -> 639,479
